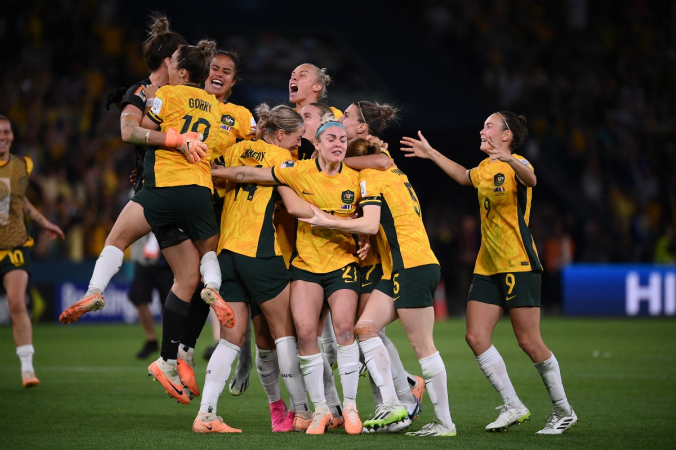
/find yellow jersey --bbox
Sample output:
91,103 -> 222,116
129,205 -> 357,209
218,140 -> 291,258
145,85 -> 223,189
359,168 -> 438,279
212,102 -> 256,163
468,155 -> 542,275
272,159 -> 360,273
0,155 -> 34,249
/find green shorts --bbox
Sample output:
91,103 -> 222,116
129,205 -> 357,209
0,246 -> 32,277
374,264 -> 440,309
290,262 -> 361,298
132,186 -> 218,247
219,250 -> 291,305
360,264 -> 383,295
468,272 -> 541,308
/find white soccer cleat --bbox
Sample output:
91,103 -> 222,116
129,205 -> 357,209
536,408 -> 578,434
405,420 -> 457,437
486,404 -> 531,432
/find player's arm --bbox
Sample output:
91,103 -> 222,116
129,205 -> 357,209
23,197 -> 65,240
211,166 -> 278,185
277,186 -> 313,219
400,131 -> 472,186
299,204 -> 381,235
343,153 -> 391,171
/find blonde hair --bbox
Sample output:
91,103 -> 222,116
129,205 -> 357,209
255,103 -> 303,136
303,63 -> 332,100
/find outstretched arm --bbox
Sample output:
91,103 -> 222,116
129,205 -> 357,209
211,166 -> 278,185
23,197 -> 65,240
401,131 -> 472,186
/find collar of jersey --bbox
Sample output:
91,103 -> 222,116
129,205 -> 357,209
315,158 -> 343,174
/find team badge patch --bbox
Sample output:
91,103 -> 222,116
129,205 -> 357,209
494,173 -> 505,186
221,115 -> 236,127
150,97 -> 162,115
134,86 -> 147,102
280,160 -> 295,168
341,190 -> 355,204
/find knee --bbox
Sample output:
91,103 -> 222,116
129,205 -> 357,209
7,296 -> 27,316
516,335 -> 539,356
175,269 -> 200,291
465,330 -> 484,349
332,321 -> 354,344
355,320 -> 380,342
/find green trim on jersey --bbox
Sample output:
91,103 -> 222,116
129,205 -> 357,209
380,196 -> 404,272
516,180 -> 542,271
256,189 -> 282,258
143,146 -> 157,187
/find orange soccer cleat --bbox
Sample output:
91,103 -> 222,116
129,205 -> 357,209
177,357 -> 200,398
200,287 -> 235,329
193,413 -> 242,433
59,293 -> 105,324
148,358 -> 191,405
410,375 -> 426,405
22,372 -> 40,388
305,410 -> 334,435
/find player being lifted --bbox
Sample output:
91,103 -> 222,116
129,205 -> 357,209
401,112 -> 577,435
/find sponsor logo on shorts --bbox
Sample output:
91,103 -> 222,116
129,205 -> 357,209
506,295 -> 516,301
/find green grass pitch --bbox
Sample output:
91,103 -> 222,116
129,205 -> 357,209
1,317 -> 675,449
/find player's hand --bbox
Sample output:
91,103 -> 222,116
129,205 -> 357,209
43,221 -> 65,240
357,235 -> 371,261
485,136 -> 512,162
298,204 -> 333,229
141,84 -> 160,105
104,86 -> 127,111
165,128 -> 207,164
367,135 -> 388,153
129,169 -> 138,185
400,131 -> 434,159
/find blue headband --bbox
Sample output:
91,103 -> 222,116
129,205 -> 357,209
315,121 -> 346,139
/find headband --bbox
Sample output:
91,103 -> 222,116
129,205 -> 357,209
495,112 -> 511,131
315,121 -> 346,139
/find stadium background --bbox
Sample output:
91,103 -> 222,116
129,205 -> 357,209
0,0 -> 674,319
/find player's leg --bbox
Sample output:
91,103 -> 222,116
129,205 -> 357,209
466,274 -> 529,431
193,235 -> 234,329
327,287 -> 361,434
509,305 -> 576,434
193,302 -> 248,433
147,239 -> 201,404
379,331 -> 421,420
355,289 -> 409,432
290,279 -> 331,434
317,308 -> 343,428
60,201 -> 150,324
319,313 -> 338,368
4,268 -> 39,387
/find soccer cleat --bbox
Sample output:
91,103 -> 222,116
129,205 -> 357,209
269,399 -> 288,430
305,410 -> 334,435
409,395 -> 423,421
148,358 -> 190,404
22,372 -> 40,388
486,404 -> 530,432
136,340 -> 158,359
405,420 -> 457,437
193,414 -> 242,433
293,410 -> 313,432
59,293 -> 105,324
536,408 -> 578,435
363,402 -> 409,432
177,357 -> 200,397
228,361 -> 251,396
358,361 -> 368,377
329,415 -> 344,429
343,404 -> 362,435
200,287 -> 235,329
410,375 -> 425,404
273,410 -> 295,433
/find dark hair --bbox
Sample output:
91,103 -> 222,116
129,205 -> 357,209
0,115 -> 9,122
354,101 -> 398,138
346,138 -> 380,158
214,50 -> 241,100
496,111 -> 528,150
177,39 -> 217,85
143,13 -> 187,72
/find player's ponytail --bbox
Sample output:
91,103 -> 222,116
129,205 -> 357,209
256,104 -> 303,138
496,111 -> 528,150
301,63 -> 332,100
176,39 -> 216,85
354,101 -> 399,138
346,137 -> 380,158
143,13 -> 186,72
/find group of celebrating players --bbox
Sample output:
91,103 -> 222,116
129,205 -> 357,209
43,14 -> 579,437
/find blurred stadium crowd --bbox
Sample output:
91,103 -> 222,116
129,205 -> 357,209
0,1 -> 674,309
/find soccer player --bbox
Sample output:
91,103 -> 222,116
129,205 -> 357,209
0,115 -> 65,387
192,104 -> 309,434
401,112 -> 577,435
299,152 -> 457,437
60,40 -> 235,405
212,119 -> 364,435
289,64 -> 343,119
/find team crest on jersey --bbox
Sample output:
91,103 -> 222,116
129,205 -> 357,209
221,115 -> 236,127
341,190 -> 355,204
494,173 -> 505,186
